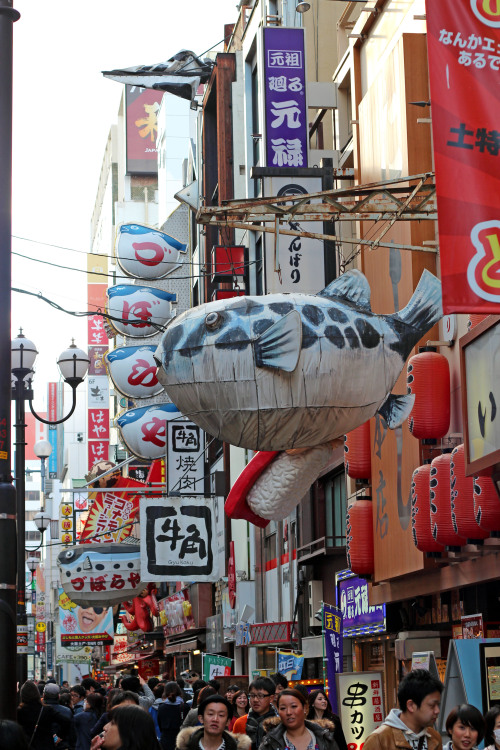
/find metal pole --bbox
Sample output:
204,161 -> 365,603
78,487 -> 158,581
0,0 -> 21,719
15,377 -> 27,686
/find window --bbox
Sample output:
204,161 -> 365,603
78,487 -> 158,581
324,470 -> 346,547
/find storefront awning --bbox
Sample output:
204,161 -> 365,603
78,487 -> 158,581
164,637 -> 199,655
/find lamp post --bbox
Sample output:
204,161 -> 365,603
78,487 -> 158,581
11,331 -> 89,686
33,440 -> 52,495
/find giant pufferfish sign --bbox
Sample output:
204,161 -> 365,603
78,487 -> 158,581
154,269 -> 443,525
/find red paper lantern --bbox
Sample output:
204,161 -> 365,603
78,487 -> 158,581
474,475 -> 500,533
411,464 -> 443,553
407,348 -> 450,439
344,421 -> 371,479
430,453 -> 466,548
451,444 -> 489,542
468,314 -> 488,330
346,497 -> 374,575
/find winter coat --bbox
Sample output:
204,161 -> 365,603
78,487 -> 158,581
75,709 -> 99,750
259,717 -> 339,750
150,698 -> 165,739
242,708 -> 278,750
363,709 -> 442,750
181,706 -> 202,728
176,726 -> 252,750
18,701 -> 71,750
158,697 -> 189,750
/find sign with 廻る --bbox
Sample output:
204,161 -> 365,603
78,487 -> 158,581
167,421 -> 205,494
140,496 -> 218,582
337,671 -> 384,750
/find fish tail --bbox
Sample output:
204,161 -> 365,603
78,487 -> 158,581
395,269 -> 442,347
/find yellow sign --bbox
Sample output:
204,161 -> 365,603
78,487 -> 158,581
36,622 -> 46,632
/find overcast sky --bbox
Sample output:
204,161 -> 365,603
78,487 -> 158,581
11,0 -> 237,403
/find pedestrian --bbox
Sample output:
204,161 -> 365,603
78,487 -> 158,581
75,692 -> 105,750
363,669 -> 443,750
228,690 -> 249,731
91,690 -> 140,739
150,682 -> 169,739
444,705 -> 484,750
484,705 -> 500,750
0,719 -> 29,750
120,675 -> 155,709
306,689 -> 348,750
71,685 -> 87,715
157,681 -> 189,750
18,679 -> 70,750
43,682 -> 76,749
226,685 -> 241,704
176,695 -> 251,750
182,686 -> 217,728
258,688 -> 339,750
90,705 -> 160,750
232,677 -> 277,749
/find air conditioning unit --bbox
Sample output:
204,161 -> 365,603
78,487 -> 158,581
308,580 -> 323,627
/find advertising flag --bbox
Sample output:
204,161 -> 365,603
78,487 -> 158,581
323,603 -> 343,713
426,0 -> 500,312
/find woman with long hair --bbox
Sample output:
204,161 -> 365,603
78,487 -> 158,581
75,692 -> 105,750
259,689 -> 339,750
444,705 -> 485,750
91,705 -> 161,750
484,706 -> 500,750
306,690 -> 348,750
157,681 -> 189,750
228,690 -> 250,731
17,680 -> 70,750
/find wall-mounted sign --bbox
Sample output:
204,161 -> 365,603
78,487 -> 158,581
167,421 -> 205,494
106,345 -> 164,400
58,588 -> 114,646
158,589 -> 195,637
263,27 -> 308,168
141,496 -> 218,582
117,403 -> 183,461
116,224 -> 187,280
337,571 -> 386,637
337,671 -> 384,750
106,285 -> 176,338
79,477 -> 143,544
125,85 -> 164,175
203,654 -> 232,681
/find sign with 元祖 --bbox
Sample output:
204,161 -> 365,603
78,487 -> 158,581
117,403 -> 183,461
337,672 -> 384,750
140,496 -> 218,582
106,285 -> 176,338
277,651 -> 304,681
203,653 -> 232,681
263,27 -> 308,168
167,421 -> 205,494
426,0 -> 500,313
338,572 -> 386,637
116,223 -> 187,280
323,603 -> 343,713
105,346 -> 165,400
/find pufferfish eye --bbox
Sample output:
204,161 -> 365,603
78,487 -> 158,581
205,311 -> 223,330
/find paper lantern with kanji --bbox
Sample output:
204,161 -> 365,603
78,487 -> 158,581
451,444 -> 489,543
344,421 -> 371,480
411,464 -> 443,553
346,497 -> 374,575
407,348 -> 450,440
430,453 -> 466,548
474,475 -> 500,534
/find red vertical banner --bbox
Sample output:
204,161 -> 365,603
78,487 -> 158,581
426,0 -> 500,313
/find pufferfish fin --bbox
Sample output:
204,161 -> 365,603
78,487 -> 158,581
254,311 -> 302,372
317,269 -> 372,310
378,392 -> 415,429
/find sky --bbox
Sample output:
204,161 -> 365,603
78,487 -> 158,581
11,0 -> 238,407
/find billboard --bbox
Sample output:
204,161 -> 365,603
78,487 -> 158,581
426,0 -> 500,313
126,85 -> 164,174
58,588 -> 114,646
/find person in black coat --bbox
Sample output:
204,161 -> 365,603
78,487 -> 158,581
17,680 -> 70,750
158,682 -> 189,750
75,692 -> 104,750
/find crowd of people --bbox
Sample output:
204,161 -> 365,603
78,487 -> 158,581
5,667 -> 499,750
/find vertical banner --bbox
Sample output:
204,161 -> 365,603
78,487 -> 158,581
263,27 -> 308,168
323,603 -> 343,713
126,85 -> 164,174
337,672 -> 384,750
426,0 -> 500,313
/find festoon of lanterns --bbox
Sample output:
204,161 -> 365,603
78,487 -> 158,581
450,444 -> 489,544
344,421 -> 371,480
411,462 -> 444,555
346,495 -> 374,576
430,451 -> 466,550
406,346 -> 450,441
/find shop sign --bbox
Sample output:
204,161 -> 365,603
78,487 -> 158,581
235,622 -> 251,647
116,223 -> 187,280
228,541 -> 236,609
17,625 -> 28,654
277,651 -> 304,681
106,285 -> 176,338
338,571 -> 386,637
106,346 -> 164,400
206,614 -> 223,653
158,589 -> 195,638
79,477 -> 144,544
140,496 -> 218,582
462,613 -> 484,639
323,603 -> 343,713
117,403 -> 183,461
58,587 -> 114,646
167,421 -> 205,494
337,671 -> 384,750
203,654 -> 232,681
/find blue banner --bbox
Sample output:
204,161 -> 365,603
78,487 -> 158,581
48,428 -> 58,479
277,651 -> 304,681
323,603 -> 343,714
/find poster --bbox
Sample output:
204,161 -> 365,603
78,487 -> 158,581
277,651 -> 304,681
58,588 -> 114,646
323,603 -> 343,713
80,477 -> 144,543
158,589 -> 195,637
426,0 -> 500,313
337,672 -> 384,750
203,654 -> 232,681
140,496 -> 218,582
462,613 -> 484,639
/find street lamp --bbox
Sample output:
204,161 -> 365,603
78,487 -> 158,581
33,439 -> 52,495
11,330 -> 90,686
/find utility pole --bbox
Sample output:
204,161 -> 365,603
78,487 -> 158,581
0,0 -> 21,719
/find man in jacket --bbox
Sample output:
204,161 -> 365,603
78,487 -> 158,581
43,683 -> 75,749
364,669 -> 443,750
176,695 -> 251,750
233,677 -> 277,750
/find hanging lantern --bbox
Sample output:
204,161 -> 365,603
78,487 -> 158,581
468,314 -> 488,330
407,347 -> 450,440
474,474 -> 500,534
344,421 -> 371,480
411,464 -> 443,553
346,497 -> 374,575
451,444 -> 489,543
430,453 -> 466,548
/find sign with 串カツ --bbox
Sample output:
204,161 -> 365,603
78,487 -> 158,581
106,345 -> 164,399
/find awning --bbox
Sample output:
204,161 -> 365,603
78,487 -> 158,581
164,637 -> 199,655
